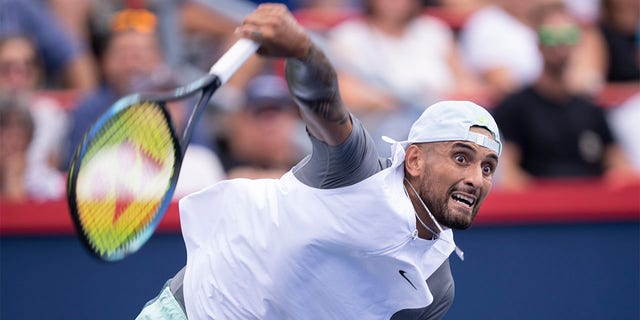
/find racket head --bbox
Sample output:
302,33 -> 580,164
67,95 -> 182,262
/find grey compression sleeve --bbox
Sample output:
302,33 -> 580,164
292,117 -> 389,189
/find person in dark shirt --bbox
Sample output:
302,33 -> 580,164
492,2 -> 637,190
598,0 -> 639,82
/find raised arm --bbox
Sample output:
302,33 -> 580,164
235,4 -> 352,146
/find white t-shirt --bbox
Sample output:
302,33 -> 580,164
608,93 -> 640,171
173,144 -> 226,200
25,96 -> 67,201
328,16 -> 457,107
459,5 -> 542,87
180,144 -> 457,319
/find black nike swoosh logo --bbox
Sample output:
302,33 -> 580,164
399,270 -> 417,290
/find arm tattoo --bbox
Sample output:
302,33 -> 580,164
285,44 -> 349,126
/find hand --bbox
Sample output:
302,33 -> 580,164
235,4 -> 311,59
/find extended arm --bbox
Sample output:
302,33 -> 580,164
235,4 -> 352,146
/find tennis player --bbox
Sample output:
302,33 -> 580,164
137,4 -> 501,319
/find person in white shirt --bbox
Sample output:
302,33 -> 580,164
459,1 -> 543,99
459,0 -> 606,101
327,0 -> 479,156
137,4 -> 501,320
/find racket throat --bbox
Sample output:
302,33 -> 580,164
180,79 -> 221,157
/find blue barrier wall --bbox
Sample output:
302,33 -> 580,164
448,223 -> 639,320
1,222 -> 639,319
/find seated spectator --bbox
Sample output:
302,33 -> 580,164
492,2 -> 638,190
63,9 -> 167,170
459,0 -> 542,99
214,74 -> 310,179
608,92 -> 640,172
0,35 -> 70,190
459,0 -> 605,101
596,0 -> 640,82
327,0 -> 481,156
0,0 -> 97,91
0,94 -> 65,201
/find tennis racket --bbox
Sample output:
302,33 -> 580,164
67,38 -> 259,262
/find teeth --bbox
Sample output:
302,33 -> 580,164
452,194 -> 475,207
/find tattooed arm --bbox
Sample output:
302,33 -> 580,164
285,44 -> 352,146
236,3 -> 352,146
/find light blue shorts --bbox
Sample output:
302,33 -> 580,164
136,283 -> 187,320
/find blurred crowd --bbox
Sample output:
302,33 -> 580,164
0,0 -> 638,202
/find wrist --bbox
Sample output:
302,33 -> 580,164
294,36 -> 313,61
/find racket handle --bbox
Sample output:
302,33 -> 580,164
209,38 -> 259,84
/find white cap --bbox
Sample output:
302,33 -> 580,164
385,101 -> 501,156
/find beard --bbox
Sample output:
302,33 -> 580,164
419,182 -> 480,231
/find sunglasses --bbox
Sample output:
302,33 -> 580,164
111,9 -> 157,34
537,25 -> 580,47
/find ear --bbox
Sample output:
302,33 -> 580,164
404,144 -> 424,178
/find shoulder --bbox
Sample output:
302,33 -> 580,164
463,6 -> 505,30
462,6 -> 529,41
570,97 -> 610,122
573,95 -> 604,110
410,15 -> 455,41
495,87 -> 534,111
292,115 -> 384,189
414,14 -> 451,31
329,17 -> 369,38
74,87 -> 116,113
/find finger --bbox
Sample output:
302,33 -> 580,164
255,3 -> 288,12
250,29 -> 263,41
243,3 -> 290,29
235,24 -> 260,39
243,3 -> 284,25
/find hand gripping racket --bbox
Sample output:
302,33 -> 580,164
67,39 -> 259,262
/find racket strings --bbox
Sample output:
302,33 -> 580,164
74,101 -> 178,258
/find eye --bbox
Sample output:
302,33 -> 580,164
454,154 -> 467,164
482,163 -> 495,175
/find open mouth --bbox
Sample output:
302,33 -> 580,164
451,192 -> 476,208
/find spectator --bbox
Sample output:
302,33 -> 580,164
608,93 -> 640,171
459,0 -> 542,99
63,8 -> 167,170
0,35 -> 70,192
0,0 -> 97,91
597,0 -> 640,82
47,0 -> 255,87
459,0 -> 604,101
0,94 -> 65,201
327,0 -> 480,155
491,2 -> 638,190
214,74 -> 310,179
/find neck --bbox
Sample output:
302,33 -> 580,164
403,178 -> 441,240
535,70 -> 571,103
